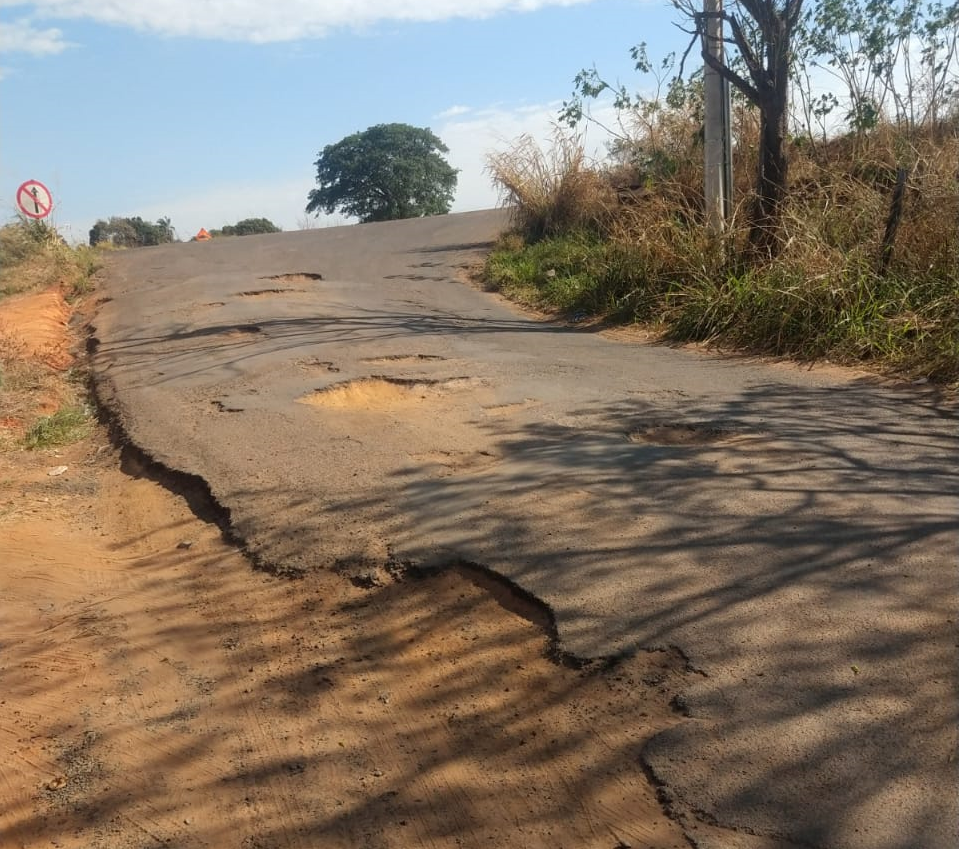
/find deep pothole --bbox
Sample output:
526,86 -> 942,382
262,272 -> 324,282
221,324 -> 263,338
296,358 -> 340,373
627,423 -> 736,446
238,288 -> 307,298
361,354 -> 446,364
297,376 -> 474,410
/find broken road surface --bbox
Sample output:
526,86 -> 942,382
92,210 -> 958,849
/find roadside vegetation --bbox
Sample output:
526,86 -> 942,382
22,405 -> 92,449
87,214 -> 283,245
210,217 -> 282,237
89,215 -> 177,247
0,217 -> 99,450
485,0 -> 959,383
1,217 -> 99,300
306,123 -> 458,222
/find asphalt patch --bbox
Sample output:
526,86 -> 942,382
262,272 -> 323,282
361,354 -> 446,364
628,423 -> 736,446
297,376 -> 474,410
237,288 -> 306,298
222,324 -> 263,338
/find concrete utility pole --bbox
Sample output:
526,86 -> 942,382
703,0 -> 732,233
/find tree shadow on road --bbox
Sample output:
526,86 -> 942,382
84,292 -> 959,849
257,379 -> 957,848
3,479 -> 696,849
94,307 -> 580,389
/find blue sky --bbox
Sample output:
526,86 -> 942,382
0,0 -> 683,243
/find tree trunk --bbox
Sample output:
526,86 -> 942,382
749,102 -> 789,253
688,0 -> 802,255
878,167 -> 909,276
748,24 -> 791,256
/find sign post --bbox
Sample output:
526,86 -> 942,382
16,180 -> 53,220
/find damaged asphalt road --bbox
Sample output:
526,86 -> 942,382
91,209 -> 958,849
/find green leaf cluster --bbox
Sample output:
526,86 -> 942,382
211,217 -> 282,237
306,123 -> 458,223
23,406 -> 92,450
89,216 -> 176,248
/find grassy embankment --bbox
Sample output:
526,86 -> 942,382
485,128 -> 959,384
0,218 -> 102,449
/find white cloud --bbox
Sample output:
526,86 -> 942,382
0,17 -> 70,55
10,0 -> 593,42
436,105 -> 473,119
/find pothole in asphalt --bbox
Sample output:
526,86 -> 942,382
238,288 -> 307,298
482,400 -> 539,417
408,449 -> 500,476
361,354 -> 446,364
211,400 -> 243,413
333,555 -> 388,589
628,423 -> 736,446
262,272 -> 324,283
297,376 -> 474,410
296,358 -> 340,373
221,324 -> 263,338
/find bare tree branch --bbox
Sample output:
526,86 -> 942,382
694,9 -> 765,103
784,0 -> 805,32
676,28 -> 700,80
703,41 -> 763,103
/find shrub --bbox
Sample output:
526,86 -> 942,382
486,133 -> 616,242
484,121 -> 959,383
23,406 -> 92,450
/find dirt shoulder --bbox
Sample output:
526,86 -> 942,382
0,288 -> 721,848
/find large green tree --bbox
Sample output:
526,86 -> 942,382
89,216 -> 176,247
211,217 -> 282,237
306,123 -> 458,223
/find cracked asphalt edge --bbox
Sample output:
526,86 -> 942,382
86,323 -> 801,849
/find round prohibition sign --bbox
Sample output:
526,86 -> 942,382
16,179 -> 53,219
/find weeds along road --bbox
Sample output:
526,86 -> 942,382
92,209 -> 958,849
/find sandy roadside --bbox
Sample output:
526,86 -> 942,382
0,288 -> 713,849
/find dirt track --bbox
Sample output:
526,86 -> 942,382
1,288 -> 707,849
1,434 -> 702,849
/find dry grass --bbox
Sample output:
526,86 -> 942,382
0,336 -> 48,398
0,336 -> 60,450
486,132 -> 616,241
0,218 -> 101,302
485,123 -> 959,383
0,218 -> 99,449
0,342 -> 90,451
